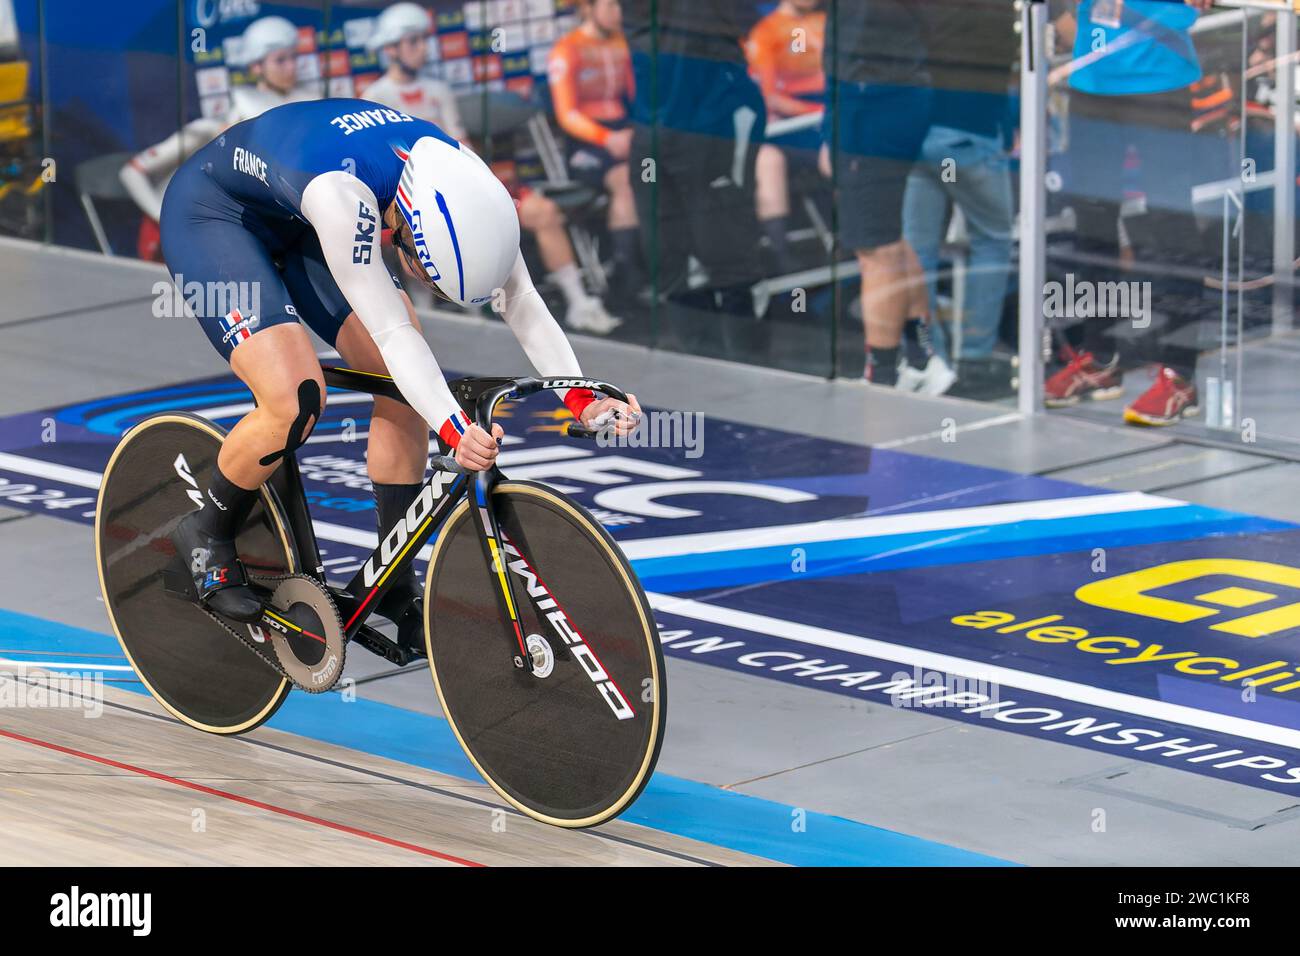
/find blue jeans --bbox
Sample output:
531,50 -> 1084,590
903,126 -> 1014,359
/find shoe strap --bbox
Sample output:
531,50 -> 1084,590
197,559 -> 251,603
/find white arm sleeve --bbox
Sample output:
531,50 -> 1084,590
119,162 -> 166,222
499,252 -> 587,400
120,118 -> 221,220
300,171 -> 464,436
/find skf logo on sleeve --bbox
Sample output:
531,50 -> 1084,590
352,201 -> 376,264
1076,559 -> 1300,638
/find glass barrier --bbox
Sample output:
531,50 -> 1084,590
1030,0 -> 1300,447
5,0 -> 1033,411
829,0 -> 1020,395
1,1 -> 43,243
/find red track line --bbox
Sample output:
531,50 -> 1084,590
0,727 -> 484,867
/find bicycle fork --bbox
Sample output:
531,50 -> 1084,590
468,465 -> 539,674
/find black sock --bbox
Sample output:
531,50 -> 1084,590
760,216 -> 790,277
196,464 -> 258,541
866,346 -> 900,386
374,481 -> 424,611
611,227 -> 645,287
902,317 -> 933,370
374,481 -> 424,540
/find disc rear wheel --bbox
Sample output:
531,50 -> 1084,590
95,413 -> 295,734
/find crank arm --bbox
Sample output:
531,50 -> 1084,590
351,622 -> 425,667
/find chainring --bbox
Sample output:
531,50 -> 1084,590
201,572 -> 345,694
262,575 -> 347,692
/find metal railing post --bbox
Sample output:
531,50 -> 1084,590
1273,5 -> 1295,335
1018,0 -> 1049,416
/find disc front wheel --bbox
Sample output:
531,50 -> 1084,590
423,481 -> 666,827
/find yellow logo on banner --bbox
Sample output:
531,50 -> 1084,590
1075,559 -> 1300,639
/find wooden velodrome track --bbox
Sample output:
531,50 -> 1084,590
0,670 -> 769,866
13,240 -> 1300,866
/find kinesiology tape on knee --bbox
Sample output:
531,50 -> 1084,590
258,379 -> 322,467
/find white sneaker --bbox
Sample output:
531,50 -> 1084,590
897,356 -> 957,396
896,363 -> 925,393
917,355 -> 957,395
565,298 -> 623,335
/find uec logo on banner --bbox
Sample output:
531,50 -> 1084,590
1076,559 -> 1300,639
195,0 -> 261,30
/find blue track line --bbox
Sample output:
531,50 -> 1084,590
0,607 -> 1012,867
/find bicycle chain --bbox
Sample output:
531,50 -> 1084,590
200,571 -> 343,694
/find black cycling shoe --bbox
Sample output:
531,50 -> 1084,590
169,511 -> 265,624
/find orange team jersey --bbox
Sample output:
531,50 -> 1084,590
745,7 -> 826,115
547,27 -> 633,148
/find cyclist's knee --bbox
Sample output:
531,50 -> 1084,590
256,374 -> 324,467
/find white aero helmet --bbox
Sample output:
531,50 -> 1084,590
367,3 -> 431,52
393,136 -> 520,307
238,16 -> 299,66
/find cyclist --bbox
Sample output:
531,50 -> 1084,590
160,97 -> 640,639
228,15 -> 316,122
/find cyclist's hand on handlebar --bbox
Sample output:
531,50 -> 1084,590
455,422 -> 504,471
582,393 -> 642,437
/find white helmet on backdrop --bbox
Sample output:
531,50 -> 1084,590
366,3 -> 432,52
391,137 -> 520,307
237,16 -> 299,67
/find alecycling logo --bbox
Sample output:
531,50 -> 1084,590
950,558 -> 1300,700
1076,559 -> 1300,639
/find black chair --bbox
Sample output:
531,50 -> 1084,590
75,151 -> 136,255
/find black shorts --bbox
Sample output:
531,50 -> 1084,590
829,81 -> 933,252
566,120 -> 629,189
629,123 -> 763,293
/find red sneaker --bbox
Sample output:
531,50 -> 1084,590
1045,351 -> 1123,407
1124,366 -> 1199,426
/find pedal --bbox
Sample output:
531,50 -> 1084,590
160,557 -> 198,602
353,622 -> 424,667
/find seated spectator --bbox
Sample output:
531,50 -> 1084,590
365,2 -> 620,333
119,16 -> 309,261
745,0 -> 825,277
547,0 -> 645,298
1046,0 -> 1216,427
228,15 -> 316,123
623,0 -> 769,360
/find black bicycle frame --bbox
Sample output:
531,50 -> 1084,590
265,366 -> 627,669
